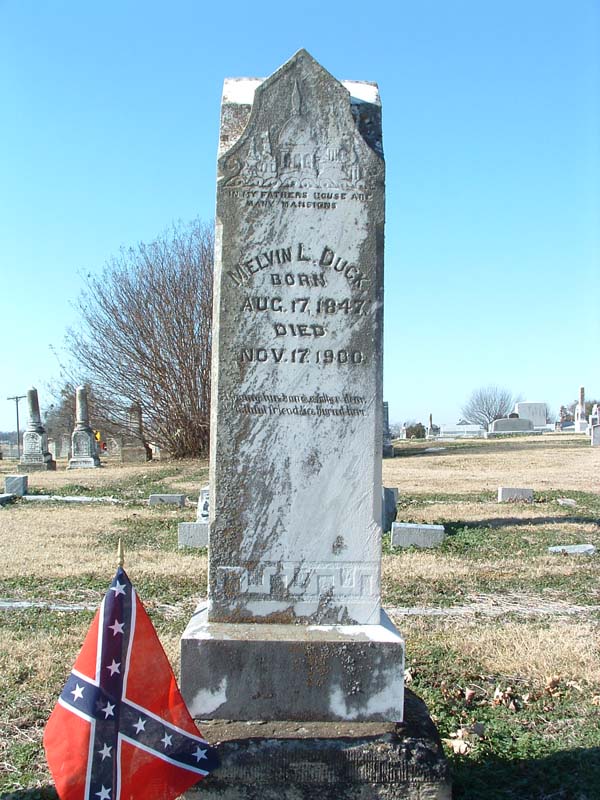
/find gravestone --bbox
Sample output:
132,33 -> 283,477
5,475 -> 27,496
121,402 -> 152,462
574,385 -> 587,433
514,401 -> 546,428
68,386 -> 101,469
498,487 -> 534,502
47,437 -> 57,459
489,417 -> 533,433
149,493 -> 186,507
104,436 -> 123,459
178,485 -> 209,548
181,50 -> 404,724
382,486 -> 398,532
391,522 -> 445,548
591,425 -> 600,447
19,388 -> 56,471
58,433 -> 71,459
382,401 -> 394,457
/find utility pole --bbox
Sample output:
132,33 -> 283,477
6,395 -> 26,459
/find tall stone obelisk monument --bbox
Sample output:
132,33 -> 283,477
182,50 -> 404,722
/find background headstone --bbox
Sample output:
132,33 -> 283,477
68,386 -> 101,469
178,485 -> 209,548
19,388 -> 56,471
574,385 -> 588,433
121,402 -> 152,462
513,401 -> 547,428
498,487 -> 534,502
391,522 -> 445,548
4,475 -> 28,496
489,417 -> 533,433
181,50 -> 404,723
382,401 -> 394,457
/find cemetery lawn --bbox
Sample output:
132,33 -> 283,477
1,434 -> 599,799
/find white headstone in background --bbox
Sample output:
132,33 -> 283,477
514,402 -> 547,428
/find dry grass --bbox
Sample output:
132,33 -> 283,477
0,504 -> 206,585
398,615 -> 600,686
382,551 -> 600,586
383,434 -> 599,493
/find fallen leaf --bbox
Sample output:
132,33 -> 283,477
443,737 -> 471,755
464,688 -> 476,705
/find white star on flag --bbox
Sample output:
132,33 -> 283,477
193,746 -> 207,761
161,733 -> 173,748
99,743 -> 112,761
101,702 -> 115,719
108,619 -> 125,636
106,659 -> 121,676
95,785 -> 111,800
133,717 -> 146,733
70,684 -> 84,701
110,581 -> 126,597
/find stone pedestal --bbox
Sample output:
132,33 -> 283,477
182,606 -> 404,722
19,388 -> 56,471
68,386 -> 101,469
184,690 -> 451,800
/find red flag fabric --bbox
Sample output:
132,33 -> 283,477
44,567 -> 219,800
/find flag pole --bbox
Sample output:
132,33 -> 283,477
117,538 -> 124,569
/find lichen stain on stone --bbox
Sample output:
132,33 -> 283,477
331,535 -> 346,555
303,447 -> 322,476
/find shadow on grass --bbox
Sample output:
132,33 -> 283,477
452,745 -> 600,800
0,788 -> 57,800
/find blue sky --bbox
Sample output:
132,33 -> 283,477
1,0 -> 598,430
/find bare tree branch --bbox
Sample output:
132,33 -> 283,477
461,385 -> 515,429
65,219 -> 214,458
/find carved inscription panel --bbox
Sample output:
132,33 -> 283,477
209,51 -> 384,625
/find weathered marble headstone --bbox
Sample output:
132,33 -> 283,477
104,436 -> 123,459
58,433 -> 71,459
121,402 -> 152,462
19,388 -> 56,471
68,386 -> 101,469
181,50 -> 404,723
591,424 -> 600,447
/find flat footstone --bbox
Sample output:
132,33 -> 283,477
185,689 -> 451,800
548,544 -> 596,556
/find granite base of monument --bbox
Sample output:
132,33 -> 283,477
19,455 -> 56,472
68,455 -> 101,469
185,690 -> 451,800
182,605 -> 404,723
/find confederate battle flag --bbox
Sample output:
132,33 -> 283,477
44,566 -> 219,800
